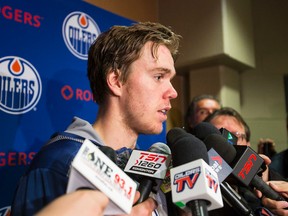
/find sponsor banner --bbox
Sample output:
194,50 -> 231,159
0,0 -> 166,210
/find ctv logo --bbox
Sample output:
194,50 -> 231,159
173,167 -> 200,192
238,154 -> 257,180
210,156 -> 223,173
62,11 -> 101,60
0,56 -> 42,114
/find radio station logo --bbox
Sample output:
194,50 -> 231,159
62,11 -> 101,60
125,150 -> 170,178
0,56 -> 42,114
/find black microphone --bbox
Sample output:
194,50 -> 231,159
193,122 -> 267,175
231,145 -> 286,201
168,128 -> 254,215
99,145 -> 117,163
196,123 -> 286,202
167,129 -> 223,216
124,142 -> 171,204
191,122 -> 221,141
204,134 -> 256,216
204,133 -> 236,164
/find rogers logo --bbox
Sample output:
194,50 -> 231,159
61,85 -> 94,102
0,151 -> 36,166
62,11 -> 101,60
0,56 -> 42,115
0,5 -> 42,27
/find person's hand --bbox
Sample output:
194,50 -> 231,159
255,181 -> 288,216
258,153 -> 271,182
36,189 -> 109,216
121,191 -> 158,216
129,197 -> 158,216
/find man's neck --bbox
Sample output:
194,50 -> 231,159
92,109 -> 137,150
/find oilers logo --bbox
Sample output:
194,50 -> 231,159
62,11 -> 101,60
0,56 -> 42,115
0,206 -> 10,216
173,167 -> 201,193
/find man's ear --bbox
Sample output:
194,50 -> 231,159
106,69 -> 122,97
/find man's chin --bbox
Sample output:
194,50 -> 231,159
140,127 -> 163,135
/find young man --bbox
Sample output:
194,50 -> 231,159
11,22 -> 181,216
184,94 -> 221,133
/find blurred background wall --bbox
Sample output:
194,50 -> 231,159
86,0 -> 288,152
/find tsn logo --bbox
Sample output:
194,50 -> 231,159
238,154 -> 257,180
136,152 -> 168,169
139,152 -> 168,162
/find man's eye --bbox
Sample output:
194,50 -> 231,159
155,75 -> 163,81
198,109 -> 208,115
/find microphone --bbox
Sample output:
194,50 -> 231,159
168,127 -> 255,215
219,127 -> 238,145
124,142 -> 171,204
204,134 -> 236,165
66,139 -> 137,215
166,127 -> 188,145
191,122 -> 221,141
230,145 -> 286,201
167,129 -> 223,215
204,134 -> 256,216
196,123 -> 286,202
99,145 -> 118,163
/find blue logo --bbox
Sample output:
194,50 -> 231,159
0,56 -> 42,114
0,205 -> 11,216
62,11 -> 101,60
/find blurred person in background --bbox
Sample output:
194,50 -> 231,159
184,94 -> 221,133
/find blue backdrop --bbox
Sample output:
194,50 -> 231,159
0,0 -> 166,214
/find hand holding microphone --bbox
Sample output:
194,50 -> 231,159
193,122 -> 287,202
256,181 -> 288,215
203,133 -> 256,216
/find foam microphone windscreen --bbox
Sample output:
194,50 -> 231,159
149,142 -> 171,154
166,127 -> 188,149
203,134 -> 236,164
171,134 -> 209,167
191,122 -> 221,141
99,146 -> 117,163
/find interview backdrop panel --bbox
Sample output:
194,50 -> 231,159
0,0 -> 166,213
